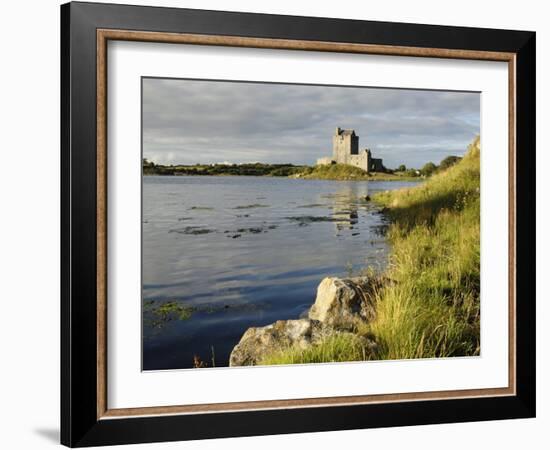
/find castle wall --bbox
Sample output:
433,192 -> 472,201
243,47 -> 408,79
332,133 -> 358,164
316,157 -> 334,166
348,152 -> 370,172
370,158 -> 385,172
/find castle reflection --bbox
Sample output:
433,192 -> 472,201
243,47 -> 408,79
321,183 -> 370,235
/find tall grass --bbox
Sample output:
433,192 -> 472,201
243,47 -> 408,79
258,332 -> 374,365
369,136 -> 480,359
259,137 -> 481,364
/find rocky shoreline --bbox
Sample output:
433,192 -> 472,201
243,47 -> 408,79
229,275 -> 382,366
227,137 -> 482,367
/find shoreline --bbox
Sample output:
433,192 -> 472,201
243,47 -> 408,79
229,136 -> 481,366
143,161 -> 424,182
143,172 -> 421,182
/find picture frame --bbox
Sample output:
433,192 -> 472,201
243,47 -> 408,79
60,1 -> 535,447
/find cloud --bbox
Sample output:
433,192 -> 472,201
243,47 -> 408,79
143,78 -> 480,168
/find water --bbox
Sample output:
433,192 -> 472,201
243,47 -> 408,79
142,176 -> 418,370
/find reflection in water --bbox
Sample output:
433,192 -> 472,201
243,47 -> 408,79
328,184 -> 366,233
142,176 -> 418,370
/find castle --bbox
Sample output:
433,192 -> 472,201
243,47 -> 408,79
317,128 -> 385,173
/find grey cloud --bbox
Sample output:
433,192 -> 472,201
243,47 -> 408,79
142,78 -> 480,168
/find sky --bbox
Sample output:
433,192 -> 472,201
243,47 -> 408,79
142,78 -> 480,169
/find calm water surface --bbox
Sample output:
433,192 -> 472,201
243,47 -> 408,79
142,176 -> 418,370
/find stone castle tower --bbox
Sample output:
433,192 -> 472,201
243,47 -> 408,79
317,127 -> 385,173
332,127 -> 359,164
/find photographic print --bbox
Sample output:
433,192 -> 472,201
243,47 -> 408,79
62,6 -> 535,444
141,78 -> 481,371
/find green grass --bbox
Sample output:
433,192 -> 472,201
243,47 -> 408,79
366,172 -> 420,181
297,163 -> 370,180
295,163 -> 419,181
258,332 -> 375,366
368,136 -> 480,359
259,136 -> 481,364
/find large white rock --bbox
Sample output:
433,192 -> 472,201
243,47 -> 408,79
229,319 -> 322,367
308,276 -> 378,328
229,276 -> 381,366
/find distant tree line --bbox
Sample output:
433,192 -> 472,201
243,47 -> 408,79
142,159 -> 307,177
143,154 -> 462,178
391,155 -> 462,177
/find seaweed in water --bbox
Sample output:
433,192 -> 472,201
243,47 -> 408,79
237,227 -> 263,234
370,224 -> 390,236
224,224 -> 277,237
296,203 -> 328,208
232,204 -> 269,209
188,206 -> 214,211
285,215 -> 344,226
169,226 -> 215,235
143,300 -> 194,330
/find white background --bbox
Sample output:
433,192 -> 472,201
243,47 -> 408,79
0,0 -> 546,449
108,42 -> 509,408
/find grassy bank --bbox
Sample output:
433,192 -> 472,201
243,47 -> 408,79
259,136 -> 481,364
294,163 -> 419,181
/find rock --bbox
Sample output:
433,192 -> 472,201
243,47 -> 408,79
229,276 -> 383,366
229,319 -> 323,366
308,276 -> 379,328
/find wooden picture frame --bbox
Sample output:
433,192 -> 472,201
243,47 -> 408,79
61,1 -> 535,447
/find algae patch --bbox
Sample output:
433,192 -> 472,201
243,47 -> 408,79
232,204 -> 269,209
169,226 -> 216,235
